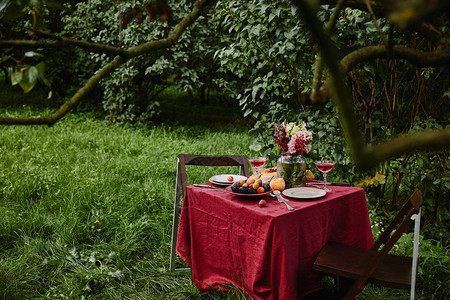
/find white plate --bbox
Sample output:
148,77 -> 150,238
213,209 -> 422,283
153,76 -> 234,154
209,174 -> 247,186
282,187 -> 327,199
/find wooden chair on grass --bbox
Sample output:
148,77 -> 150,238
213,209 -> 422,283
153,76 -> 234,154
169,154 -> 250,272
313,189 -> 423,300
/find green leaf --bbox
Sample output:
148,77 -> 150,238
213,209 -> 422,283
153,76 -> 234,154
24,51 -> 44,58
285,42 -> 295,50
26,66 -> 39,84
11,69 -> 22,86
18,66 -> 39,93
0,0 -> 25,21
244,108 -> 252,117
42,77 -> 51,88
273,8 -> 281,17
35,61 -> 45,76
0,0 -> 10,13
1,55 -> 11,62
260,4 -> 269,14
268,13 -> 276,22
284,31 -> 294,39
250,140 -> 263,152
19,80 -> 35,93
250,25 -> 260,36
444,182 -> 450,190
251,85 -> 259,99
291,5 -> 298,16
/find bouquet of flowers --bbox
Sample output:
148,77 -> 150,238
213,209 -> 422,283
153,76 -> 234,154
274,121 -> 312,155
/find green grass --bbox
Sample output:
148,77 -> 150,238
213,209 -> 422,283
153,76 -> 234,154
0,110 -> 448,299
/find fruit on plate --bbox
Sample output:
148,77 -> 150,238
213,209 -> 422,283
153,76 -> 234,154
227,175 -> 234,182
246,176 -> 257,185
258,199 -> 266,207
239,186 -> 257,194
230,181 -> 271,195
270,177 -> 285,191
238,179 -> 246,186
231,183 -> 240,192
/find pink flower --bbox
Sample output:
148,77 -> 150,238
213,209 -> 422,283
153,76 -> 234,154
287,137 -> 297,154
274,121 -> 312,155
305,144 -> 312,154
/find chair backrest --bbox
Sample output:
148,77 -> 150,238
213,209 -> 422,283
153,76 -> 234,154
178,154 -> 250,198
371,189 -> 423,251
344,189 -> 423,299
169,154 -> 249,271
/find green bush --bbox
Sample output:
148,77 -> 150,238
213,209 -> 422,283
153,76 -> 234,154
61,0 -> 225,123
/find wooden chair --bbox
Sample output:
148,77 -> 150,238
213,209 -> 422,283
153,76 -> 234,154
313,189 -> 423,300
169,154 -> 250,271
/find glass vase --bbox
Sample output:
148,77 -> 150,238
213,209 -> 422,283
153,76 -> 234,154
277,153 -> 307,188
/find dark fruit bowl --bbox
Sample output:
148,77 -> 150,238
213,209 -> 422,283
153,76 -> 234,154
225,185 -> 272,197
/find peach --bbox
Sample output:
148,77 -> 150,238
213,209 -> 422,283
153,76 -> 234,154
246,177 -> 256,185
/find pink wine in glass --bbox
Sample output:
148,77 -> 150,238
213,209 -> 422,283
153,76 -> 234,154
314,161 -> 336,192
315,162 -> 335,173
249,159 -> 267,168
249,157 -> 267,176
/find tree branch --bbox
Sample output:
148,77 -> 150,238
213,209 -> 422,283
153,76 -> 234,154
310,0 -> 345,104
364,0 -> 386,45
0,56 -> 127,125
293,0 -> 450,170
340,45 -> 450,72
0,0 -> 210,126
127,0 -> 208,57
364,129 -> 450,170
292,0 -> 367,167
320,0 -> 450,21
0,39 -> 129,57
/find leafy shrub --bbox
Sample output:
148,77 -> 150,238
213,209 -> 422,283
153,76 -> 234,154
62,0 -> 225,123
213,0 -> 315,120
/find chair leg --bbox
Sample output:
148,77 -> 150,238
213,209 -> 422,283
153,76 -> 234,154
336,277 -> 356,300
335,276 -> 340,300
410,208 -> 421,300
169,161 -> 182,272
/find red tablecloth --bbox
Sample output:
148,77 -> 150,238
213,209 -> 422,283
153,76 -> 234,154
176,183 -> 374,299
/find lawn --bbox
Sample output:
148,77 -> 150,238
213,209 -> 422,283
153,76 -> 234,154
0,110 -> 447,299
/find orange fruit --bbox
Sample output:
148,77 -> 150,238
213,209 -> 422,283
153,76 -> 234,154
270,178 -> 285,191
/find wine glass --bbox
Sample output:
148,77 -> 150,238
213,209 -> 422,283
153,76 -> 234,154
249,157 -> 267,177
314,161 -> 336,192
